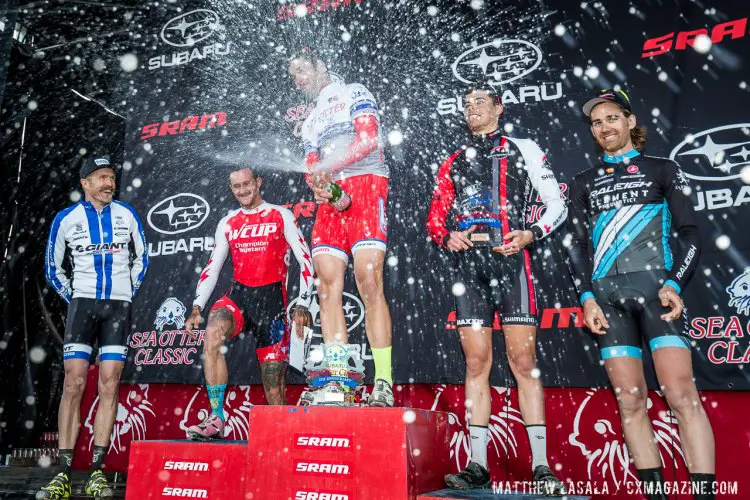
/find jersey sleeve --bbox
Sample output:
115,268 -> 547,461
662,160 -> 701,294
427,149 -> 462,247
127,206 -> 149,297
348,83 -> 378,120
45,211 -> 72,303
280,208 -> 314,309
566,174 -> 595,304
301,116 -> 318,157
518,139 -> 568,239
193,217 -> 230,310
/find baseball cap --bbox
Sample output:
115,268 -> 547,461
582,88 -> 633,117
79,155 -> 113,179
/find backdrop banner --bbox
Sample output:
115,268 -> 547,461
117,0 -> 750,390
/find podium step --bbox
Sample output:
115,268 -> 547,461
246,406 -> 452,500
125,440 -> 247,500
419,490 -> 589,499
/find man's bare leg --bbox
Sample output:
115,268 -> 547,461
261,361 -> 287,405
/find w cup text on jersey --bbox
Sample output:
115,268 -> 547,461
45,165 -> 149,303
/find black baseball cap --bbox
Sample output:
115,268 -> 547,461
79,155 -> 113,179
582,88 -> 633,117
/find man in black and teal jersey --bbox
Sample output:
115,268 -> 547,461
567,88 -> 716,500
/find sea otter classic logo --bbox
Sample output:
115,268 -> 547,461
155,298 -> 187,330
727,269 -> 750,316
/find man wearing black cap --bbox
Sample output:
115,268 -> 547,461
567,89 -> 716,499
39,156 -> 149,499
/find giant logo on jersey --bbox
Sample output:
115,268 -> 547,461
149,9 -> 232,71
148,193 -> 210,235
437,39 -> 563,115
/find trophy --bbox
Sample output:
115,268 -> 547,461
303,343 -> 365,406
457,182 -> 504,247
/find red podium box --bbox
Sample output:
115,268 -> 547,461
125,440 -> 247,499
245,406 -> 452,500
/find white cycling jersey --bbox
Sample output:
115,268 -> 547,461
45,200 -> 149,303
301,80 -> 388,179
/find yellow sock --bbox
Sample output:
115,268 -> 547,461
371,346 -> 393,386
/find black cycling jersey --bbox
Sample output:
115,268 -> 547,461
567,150 -> 701,301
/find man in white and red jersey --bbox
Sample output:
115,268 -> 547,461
184,166 -> 314,440
288,49 -> 393,406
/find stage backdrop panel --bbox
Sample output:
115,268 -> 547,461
114,0 -> 750,390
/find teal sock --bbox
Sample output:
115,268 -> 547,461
206,384 -> 226,421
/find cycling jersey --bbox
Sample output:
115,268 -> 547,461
45,200 -> 149,303
427,131 -> 567,246
567,150 -> 700,301
301,80 -> 388,179
194,202 -> 313,311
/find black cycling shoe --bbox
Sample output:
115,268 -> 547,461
444,461 -> 491,490
533,464 -> 566,496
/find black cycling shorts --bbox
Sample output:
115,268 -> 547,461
64,298 -> 131,363
210,282 -> 289,364
592,271 -> 691,360
455,248 -> 538,328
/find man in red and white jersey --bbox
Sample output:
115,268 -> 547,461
288,48 -> 393,406
184,166 -> 314,440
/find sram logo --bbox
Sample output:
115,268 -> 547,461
163,460 -> 209,471
228,223 -> 278,240
141,112 -> 226,140
162,487 -> 207,498
642,17 -> 749,58
296,435 -> 351,448
295,492 -> 349,500
295,461 -> 350,475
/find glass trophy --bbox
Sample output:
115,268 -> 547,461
457,182 -> 504,247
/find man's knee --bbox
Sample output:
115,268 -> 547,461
615,385 -> 648,418
465,351 -> 492,379
663,381 -> 701,417
507,351 -> 537,380
63,372 -> 87,400
97,370 -> 122,400
354,267 -> 383,301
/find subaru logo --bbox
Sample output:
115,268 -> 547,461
147,193 -> 210,235
670,123 -> 750,181
287,291 -> 365,337
452,39 -> 543,87
160,9 -> 220,48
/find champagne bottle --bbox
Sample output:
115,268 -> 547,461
327,182 -> 351,211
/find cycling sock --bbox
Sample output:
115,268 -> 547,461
371,346 -> 393,386
469,424 -> 489,469
526,424 -> 549,469
206,384 -> 226,421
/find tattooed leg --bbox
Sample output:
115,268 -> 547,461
204,308 -> 235,386
261,361 -> 288,405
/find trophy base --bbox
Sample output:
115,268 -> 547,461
469,231 -> 503,248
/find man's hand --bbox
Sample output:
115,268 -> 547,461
185,305 -> 203,339
308,172 -> 333,203
446,227 -> 476,251
583,298 -> 609,335
492,229 -> 534,256
291,305 -> 313,339
659,285 -> 683,321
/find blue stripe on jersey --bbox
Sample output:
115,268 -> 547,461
662,200 -> 673,271
351,102 -> 376,114
592,209 -> 617,249
102,205 -> 114,299
593,203 -> 663,280
115,201 -> 149,292
650,335 -> 690,351
45,204 -> 78,301
84,206 -> 104,299
601,346 -> 642,359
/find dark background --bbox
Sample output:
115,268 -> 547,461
1,0 -> 748,455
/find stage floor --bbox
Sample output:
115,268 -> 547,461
0,467 -> 126,499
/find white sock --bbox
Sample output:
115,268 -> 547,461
527,425 -> 549,469
469,425 -> 489,469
